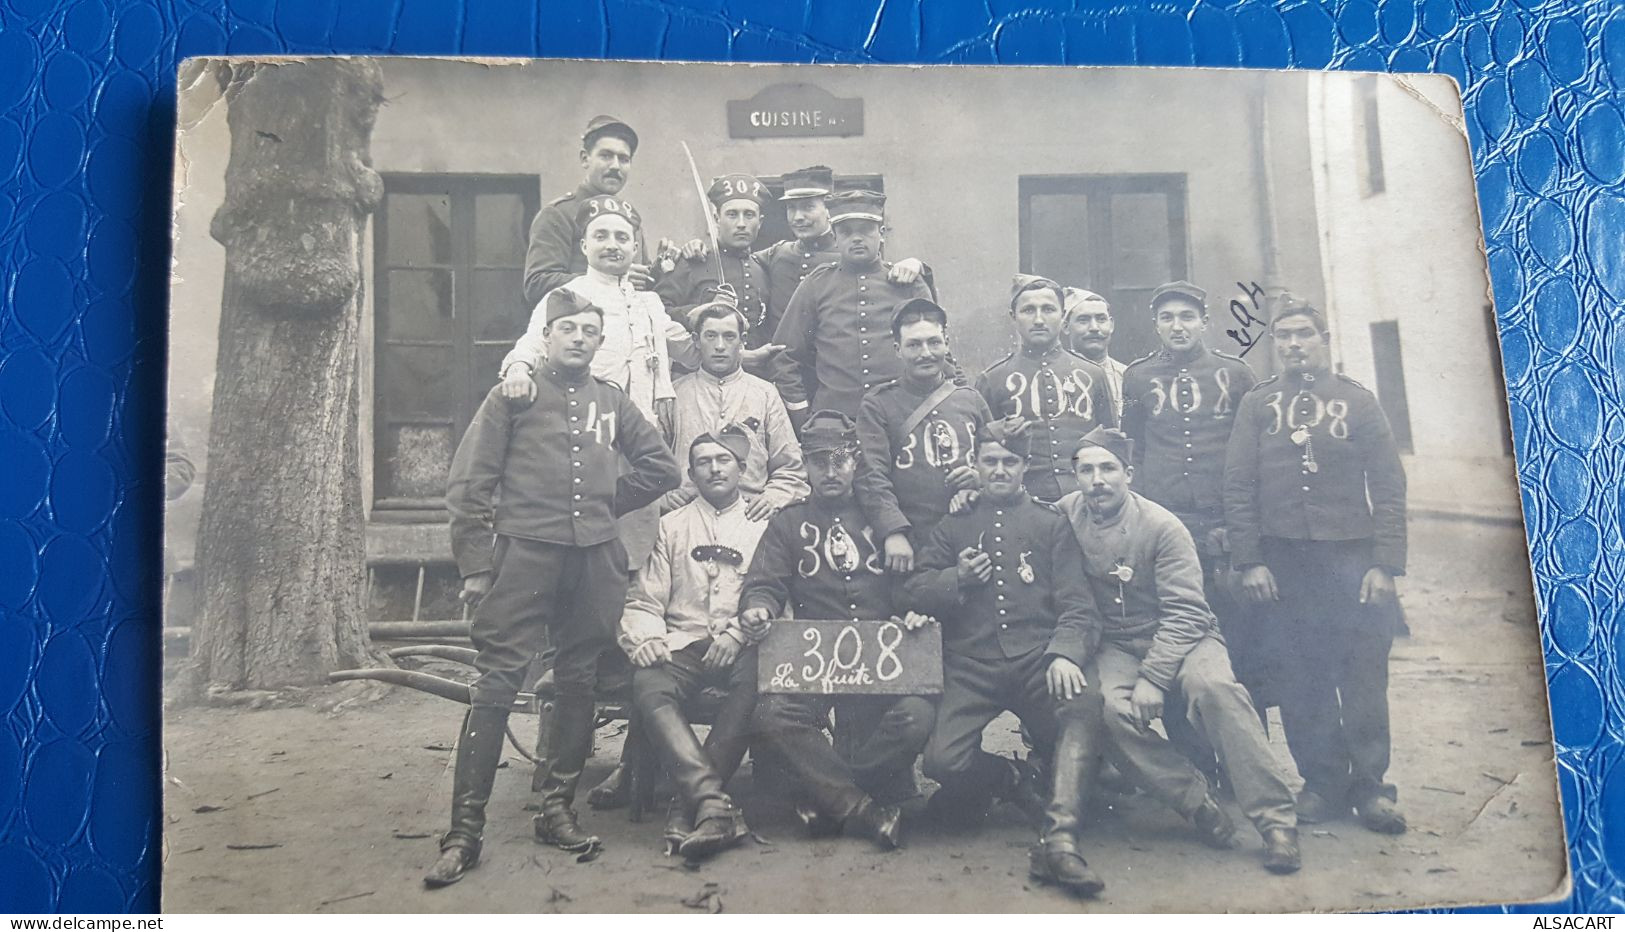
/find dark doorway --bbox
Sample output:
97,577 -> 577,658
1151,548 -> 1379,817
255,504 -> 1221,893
1018,174 -> 1190,362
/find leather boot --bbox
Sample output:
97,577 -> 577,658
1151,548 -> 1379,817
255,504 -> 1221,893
1035,704 -> 1105,897
794,801 -> 843,838
586,763 -> 630,810
533,695 -> 600,852
641,702 -> 746,860
662,797 -> 694,856
1192,793 -> 1239,849
1027,836 -> 1106,897
425,707 -> 510,888
845,797 -> 902,850
1262,827 -> 1302,874
681,798 -> 750,861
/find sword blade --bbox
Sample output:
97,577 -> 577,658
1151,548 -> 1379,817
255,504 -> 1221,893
680,141 -> 728,292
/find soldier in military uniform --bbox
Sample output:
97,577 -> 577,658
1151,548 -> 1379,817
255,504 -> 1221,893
740,411 -> 937,849
665,299 -> 808,518
655,173 -> 773,342
1063,288 -> 1128,417
1119,281 -> 1266,710
522,115 -> 653,305
620,427 -> 768,861
856,298 -> 991,578
1058,428 -> 1300,874
427,289 -> 681,888
977,275 -> 1117,502
905,421 -> 1110,898
772,189 -> 938,420
1223,301 -> 1409,835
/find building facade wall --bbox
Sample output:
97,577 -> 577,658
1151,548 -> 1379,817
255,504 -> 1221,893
1305,72 -> 1518,520
168,61 -> 1333,567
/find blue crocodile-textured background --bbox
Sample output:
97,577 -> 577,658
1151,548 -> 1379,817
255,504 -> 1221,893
0,0 -> 1620,914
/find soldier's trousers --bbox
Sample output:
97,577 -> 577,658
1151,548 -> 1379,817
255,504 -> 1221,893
1173,507 -> 1276,712
1263,536 -> 1397,808
1090,637 -> 1296,834
468,536 -> 626,708
924,647 -> 1105,838
631,641 -> 759,791
754,693 -> 935,819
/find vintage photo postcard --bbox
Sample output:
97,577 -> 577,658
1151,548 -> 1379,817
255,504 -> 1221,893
163,57 -> 1566,913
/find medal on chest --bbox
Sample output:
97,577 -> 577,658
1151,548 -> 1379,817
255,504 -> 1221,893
691,544 -> 743,580
825,521 -> 860,573
1017,551 -> 1035,584
928,420 -> 958,466
1289,400 -> 1319,473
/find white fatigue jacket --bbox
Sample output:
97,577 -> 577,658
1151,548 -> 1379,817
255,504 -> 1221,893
669,367 -> 809,510
502,267 -> 689,416
620,496 -> 771,654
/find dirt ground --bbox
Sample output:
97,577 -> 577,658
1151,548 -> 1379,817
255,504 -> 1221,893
161,521 -> 1568,913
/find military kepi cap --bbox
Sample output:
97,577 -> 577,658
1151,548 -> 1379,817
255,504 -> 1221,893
828,189 -> 886,224
582,114 -> 638,155
801,410 -> 859,455
1149,280 -> 1207,311
1074,426 -> 1134,466
1010,273 -> 1065,309
1271,296 -> 1328,332
708,173 -> 768,209
892,297 -> 948,340
780,165 -> 834,200
544,287 -> 603,324
577,195 -> 641,231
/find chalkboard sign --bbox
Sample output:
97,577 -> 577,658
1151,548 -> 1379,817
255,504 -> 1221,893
757,619 -> 943,696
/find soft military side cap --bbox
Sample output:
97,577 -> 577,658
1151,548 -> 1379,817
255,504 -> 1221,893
1074,426 -> 1135,466
707,173 -> 768,209
1010,273 -> 1065,309
577,195 -> 642,231
544,287 -> 604,324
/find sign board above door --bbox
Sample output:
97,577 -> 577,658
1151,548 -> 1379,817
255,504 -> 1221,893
727,83 -> 864,139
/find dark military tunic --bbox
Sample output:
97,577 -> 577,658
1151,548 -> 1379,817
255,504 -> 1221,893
1221,365 -> 1408,810
1120,347 -> 1256,527
446,364 -> 680,578
446,363 -> 681,705
743,495 -> 933,821
855,379 -> 992,543
772,260 -> 934,414
904,494 -> 1100,665
1222,367 -> 1407,573
653,247 -> 771,343
755,229 -> 838,343
975,345 -> 1118,501
521,184 -> 649,306
740,497 -> 894,621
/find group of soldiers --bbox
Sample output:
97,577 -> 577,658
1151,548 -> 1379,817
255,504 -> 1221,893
425,113 -> 1410,898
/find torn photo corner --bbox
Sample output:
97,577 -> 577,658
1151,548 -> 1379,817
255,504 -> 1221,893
163,57 -> 1566,913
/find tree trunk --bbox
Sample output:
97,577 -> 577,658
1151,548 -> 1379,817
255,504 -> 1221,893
185,60 -> 388,700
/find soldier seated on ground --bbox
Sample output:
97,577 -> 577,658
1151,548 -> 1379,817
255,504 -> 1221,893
904,420 -> 1110,899
739,410 -> 937,850
619,427 -> 769,861
1058,427 -> 1301,874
